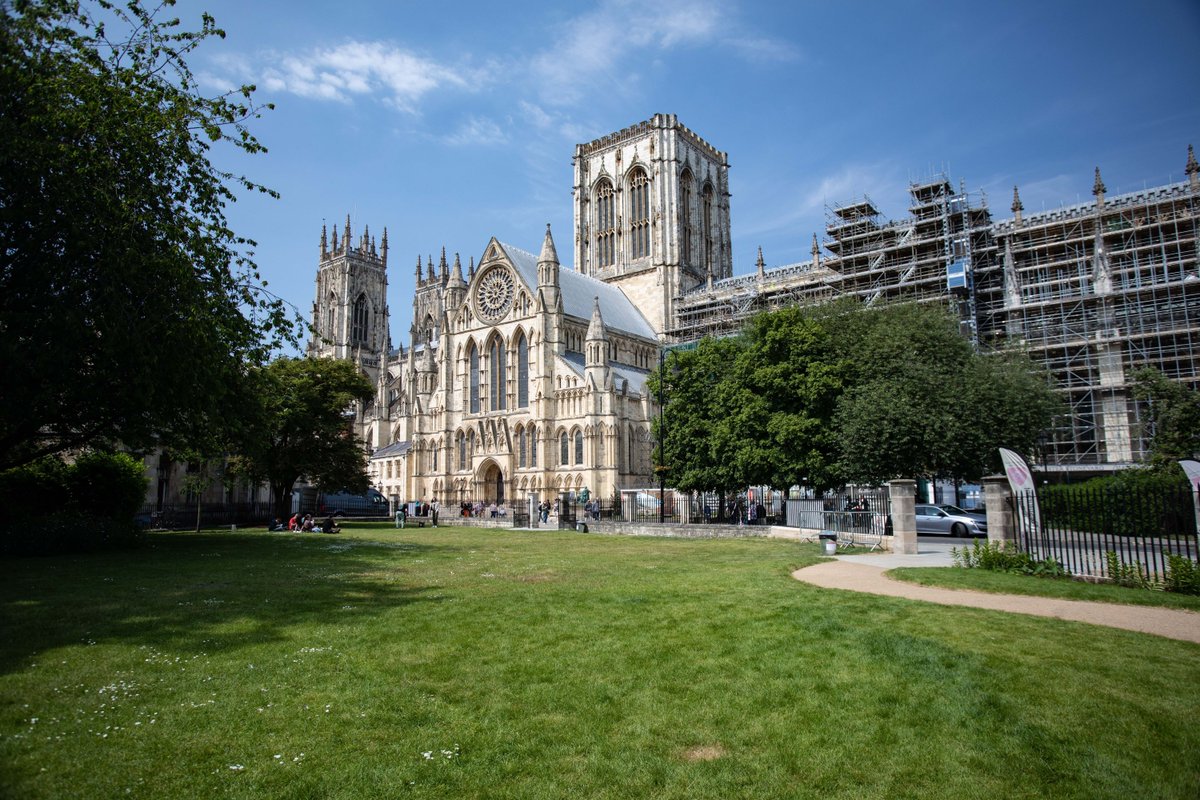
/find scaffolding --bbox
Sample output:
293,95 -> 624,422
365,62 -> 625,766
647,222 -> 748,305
667,155 -> 1200,471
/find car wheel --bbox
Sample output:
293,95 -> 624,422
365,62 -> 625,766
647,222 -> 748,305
951,522 -> 967,537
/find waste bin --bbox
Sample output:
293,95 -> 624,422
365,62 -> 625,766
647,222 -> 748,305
576,522 -> 588,533
818,532 -> 836,555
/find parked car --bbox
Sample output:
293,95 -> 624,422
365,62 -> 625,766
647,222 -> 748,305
915,503 -> 985,537
936,504 -> 988,533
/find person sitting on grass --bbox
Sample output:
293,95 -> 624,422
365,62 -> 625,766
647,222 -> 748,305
321,515 -> 340,534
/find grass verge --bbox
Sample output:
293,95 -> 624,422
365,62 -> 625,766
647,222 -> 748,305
2,523 -> 1198,799
888,566 -> 1200,611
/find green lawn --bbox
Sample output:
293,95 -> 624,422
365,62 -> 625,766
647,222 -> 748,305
2,524 -> 1198,799
888,566 -> 1200,611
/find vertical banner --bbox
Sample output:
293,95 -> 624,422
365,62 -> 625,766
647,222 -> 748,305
999,447 -> 1041,538
1180,460 -> 1200,537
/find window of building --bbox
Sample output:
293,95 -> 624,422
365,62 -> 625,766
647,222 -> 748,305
702,183 -> 715,276
351,294 -> 369,345
457,432 -> 466,470
518,427 -> 527,468
516,330 -> 528,408
529,424 -> 537,467
489,335 -> 506,411
469,342 -> 480,413
574,430 -> 584,465
680,170 -> 694,265
432,445 -> 438,472
596,179 -> 616,268
560,431 -> 569,466
629,167 -> 650,260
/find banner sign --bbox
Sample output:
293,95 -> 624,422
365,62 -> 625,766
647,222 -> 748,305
999,447 -> 1041,537
1181,460 -> 1200,537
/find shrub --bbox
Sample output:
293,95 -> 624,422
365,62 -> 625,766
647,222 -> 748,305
1104,550 -> 1155,590
1163,554 -> 1200,596
952,540 -> 1065,578
0,452 -> 148,555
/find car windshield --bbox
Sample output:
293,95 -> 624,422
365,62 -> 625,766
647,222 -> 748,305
939,505 -> 970,515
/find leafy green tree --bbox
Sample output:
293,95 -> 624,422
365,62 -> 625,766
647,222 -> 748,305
829,302 -> 1060,483
229,358 -> 374,519
0,0 -> 290,471
1133,367 -> 1200,463
652,337 -> 745,496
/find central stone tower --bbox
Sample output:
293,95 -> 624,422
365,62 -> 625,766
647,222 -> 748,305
571,113 -> 732,336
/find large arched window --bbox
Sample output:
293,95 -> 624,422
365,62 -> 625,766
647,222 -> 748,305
529,424 -> 537,467
629,167 -> 650,260
326,294 -> 337,340
560,431 -> 569,466
457,431 -> 466,470
574,430 -> 584,465
516,330 -> 529,408
702,182 -> 715,275
489,335 -> 506,411
351,294 -> 369,345
517,427 -> 526,469
595,179 -> 616,268
468,342 -> 480,413
680,169 -> 694,265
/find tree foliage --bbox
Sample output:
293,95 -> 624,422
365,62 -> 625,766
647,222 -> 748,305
228,358 -> 374,519
653,300 -> 1061,492
0,0 -> 291,471
1132,367 -> 1200,463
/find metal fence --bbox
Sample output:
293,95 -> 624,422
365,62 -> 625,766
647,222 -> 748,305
1014,484 -> 1199,581
136,501 -> 275,530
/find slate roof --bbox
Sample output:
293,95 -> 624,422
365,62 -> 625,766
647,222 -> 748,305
497,242 -> 657,341
559,351 -> 651,396
371,440 -> 411,459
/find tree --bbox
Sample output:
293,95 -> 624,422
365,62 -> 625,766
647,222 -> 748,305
829,302 -> 1060,483
0,0 -> 290,471
229,358 -> 374,519
1133,367 -> 1200,463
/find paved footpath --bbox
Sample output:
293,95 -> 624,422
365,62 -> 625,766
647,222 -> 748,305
792,557 -> 1200,644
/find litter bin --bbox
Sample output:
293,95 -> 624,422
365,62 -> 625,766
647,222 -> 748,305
576,522 -> 588,533
818,532 -> 836,555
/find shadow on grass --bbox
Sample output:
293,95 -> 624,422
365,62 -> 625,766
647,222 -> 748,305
0,530 -> 460,674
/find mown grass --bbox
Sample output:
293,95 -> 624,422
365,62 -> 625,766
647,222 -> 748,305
1,523 -> 1198,799
889,566 -> 1200,611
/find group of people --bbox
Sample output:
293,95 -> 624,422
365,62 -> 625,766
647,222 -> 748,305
270,512 -> 340,534
394,499 -> 439,528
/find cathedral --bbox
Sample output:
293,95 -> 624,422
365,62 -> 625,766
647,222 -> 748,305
308,114 -> 730,509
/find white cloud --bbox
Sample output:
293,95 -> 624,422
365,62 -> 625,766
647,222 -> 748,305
445,116 -> 509,147
226,41 -> 478,112
529,0 -> 724,105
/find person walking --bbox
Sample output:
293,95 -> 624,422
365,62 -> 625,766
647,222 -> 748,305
395,503 -> 407,529
430,499 -> 440,528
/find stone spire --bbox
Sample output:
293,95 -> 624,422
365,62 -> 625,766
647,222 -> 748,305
439,247 -> 449,283
320,222 -> 328,259
1011,185 -> 1024,224
362,223 -> 370,254
344,215 -> 352,252
381,227 -> 389,268
1092,167 -> 1106,206
585,297 -> 609,380
811,233 -> 820,269
451,253 -> 465,284
1187,144 -> 1199,192
426,255 -> 436,282
331,224 -> 339,253
538,224 -> 560,288
755,246 -> 765,279
414,255 -> 423,286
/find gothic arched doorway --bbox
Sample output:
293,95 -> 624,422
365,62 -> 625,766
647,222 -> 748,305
480,461 -> 505,505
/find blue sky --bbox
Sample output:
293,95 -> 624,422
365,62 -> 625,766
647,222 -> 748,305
188,0 -> 1200,351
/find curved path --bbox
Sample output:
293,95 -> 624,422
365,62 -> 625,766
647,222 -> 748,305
792,559 -> 1200,644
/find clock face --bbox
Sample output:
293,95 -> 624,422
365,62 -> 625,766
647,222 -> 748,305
476,266 -> 515,321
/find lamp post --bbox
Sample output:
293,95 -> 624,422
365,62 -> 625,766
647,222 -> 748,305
657,347 -> 665,523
